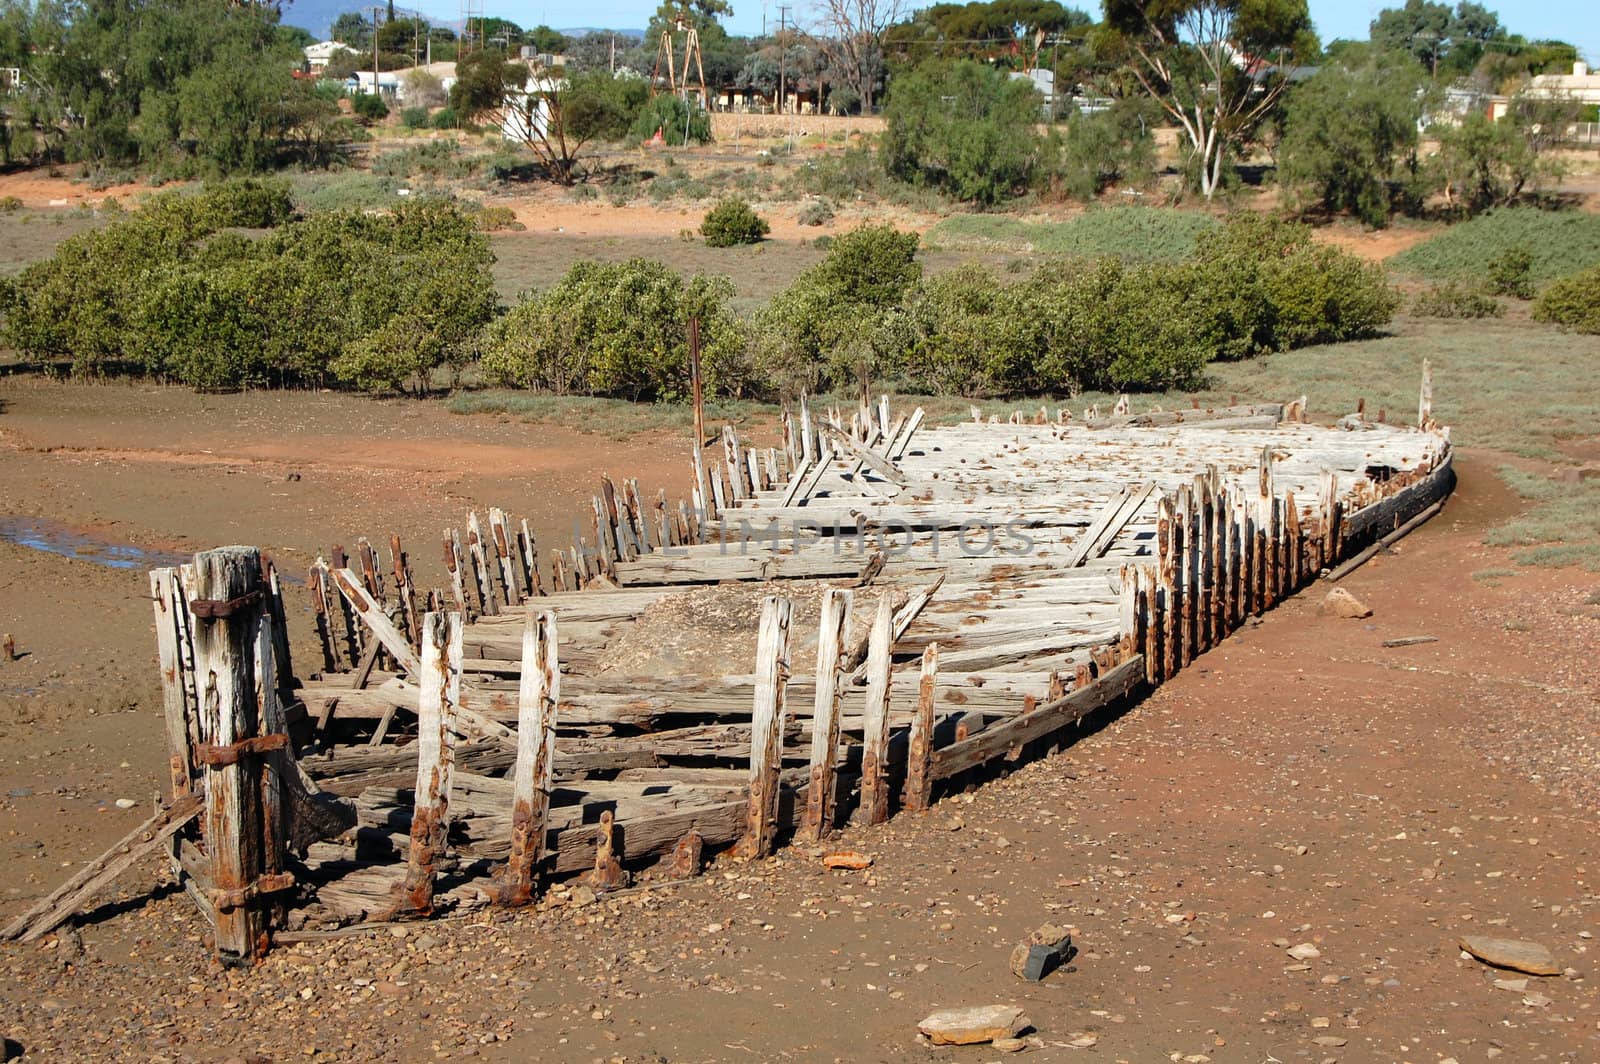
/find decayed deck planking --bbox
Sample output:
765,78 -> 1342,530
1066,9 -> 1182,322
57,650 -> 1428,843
117,384 -> 1454,958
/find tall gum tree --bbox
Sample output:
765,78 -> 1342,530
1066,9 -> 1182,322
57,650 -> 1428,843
1104,0 -> 1315,199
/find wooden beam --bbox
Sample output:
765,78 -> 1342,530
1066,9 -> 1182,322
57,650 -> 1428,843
331,568 -> 422,677
857,595 -> 895,826
932,657 -> 1146,780
393,612 -> 461,916
739,596 -> 792,858
498,611 -> 559,906
800,589 -> 851,842
902,643 -> 939,813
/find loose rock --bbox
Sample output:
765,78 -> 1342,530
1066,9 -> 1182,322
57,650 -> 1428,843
1458,936 -> 1561,977
917,1004 -> 1030,1046
1319,588 -> 1372,619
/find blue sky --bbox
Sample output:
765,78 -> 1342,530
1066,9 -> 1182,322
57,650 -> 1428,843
284,0 -> 1595,60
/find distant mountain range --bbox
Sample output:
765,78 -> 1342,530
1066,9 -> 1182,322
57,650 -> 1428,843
279,0 -> 640,42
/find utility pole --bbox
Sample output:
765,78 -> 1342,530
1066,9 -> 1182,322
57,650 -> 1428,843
776,4 -> 790,116
371,5 -> 382,101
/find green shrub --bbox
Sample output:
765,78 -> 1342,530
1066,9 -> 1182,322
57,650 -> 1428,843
352,93 -> 390,122
0,196 -> 21,213
1533,264 -> 1600,333
1486,245 -> 1535,298
1411,282 -> 1505,319
629,96 -> 711,146
786,145 -> 884,202
882,59 -> 1049,206
752,224 -> 922,393
700,198 -> 769,247
900,265 -> 1034,396
401,107 -> 430,129
373,140 -> 478,180
480,259 -> 749,399
925,207 -> 1218,261
797,199 -> 835,227
430,107 -> 461,129
189,178 -> 296,228
1389,208 -> 1600,283
1190,214 -> 1400,352
0,195 -> 495,391
1052,101 -> 1157,201
475,204 -> 524,231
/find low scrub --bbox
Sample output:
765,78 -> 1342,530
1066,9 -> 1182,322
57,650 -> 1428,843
925,208 -> 1219,262
0,189 -> 495,392
1411,282 -> 1504,319
1389,208 -> 1600,284
700,198 -> 769,247
479,258 -> 751,399
1533,264 -> 1600,334
755,214 -> 1397,398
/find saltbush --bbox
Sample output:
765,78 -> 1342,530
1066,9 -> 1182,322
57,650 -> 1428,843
1486,245 -> 1535,299
480,259 -> 750,399
0,194 -> 495,392
752,224 -> 922,393
797,199 -> 835,227
351,93 -> 390,122
401,107 -> 430,129
1533,264 -> 1600,334
1411,282 -> 1505,319
700,198 -> 769,247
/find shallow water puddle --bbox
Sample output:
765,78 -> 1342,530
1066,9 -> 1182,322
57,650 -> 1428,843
0,515 -> 190,570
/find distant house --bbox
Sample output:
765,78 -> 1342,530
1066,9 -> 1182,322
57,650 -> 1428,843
349,70 -> 402,99
1008,68 -> 1055,116
500,70 -> 554,143
1527,61 -> 1600,106
303,41 -> 349,76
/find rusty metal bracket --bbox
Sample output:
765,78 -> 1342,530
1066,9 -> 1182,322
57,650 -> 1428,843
194,733 -> 290,767
209,871 -> 296,912
189,590 -> 263,620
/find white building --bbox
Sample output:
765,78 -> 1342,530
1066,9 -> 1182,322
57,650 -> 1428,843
500,71 -> 556,142
349,70 -> 403,99
303,41 -> 350,76
1528,61 -> 1600,106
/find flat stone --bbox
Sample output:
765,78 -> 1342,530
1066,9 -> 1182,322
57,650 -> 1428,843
1287,943 -> 1322,961
1319,588 -> 1372,619
822,851 -> 873,870
917,1004 -> 1029,1046
1458,935 -> 1561,976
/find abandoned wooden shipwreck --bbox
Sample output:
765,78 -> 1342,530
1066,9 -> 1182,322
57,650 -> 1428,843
2,369 -> 1455,964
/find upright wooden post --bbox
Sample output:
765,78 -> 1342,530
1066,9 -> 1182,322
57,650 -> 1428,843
150,569 -> 195,801
1418,357 -> 1433,430
518,518 -> 544,597
723,425 -> 747,501
1156,495 -> 1177,681
800,589 -> 851,842
858,595 -> 895,826
444,530 -> 468,615
389,536 -> 420,652
499,611 -> 559,906
741,596 -> 793,858
187,547 -> 271,965
466,512 -> 497,616
903,643 -> 939,813
489,508 -> 519,606
689,314 -> 706,448
396,611 -> 461,916
307,560 -> 341,673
